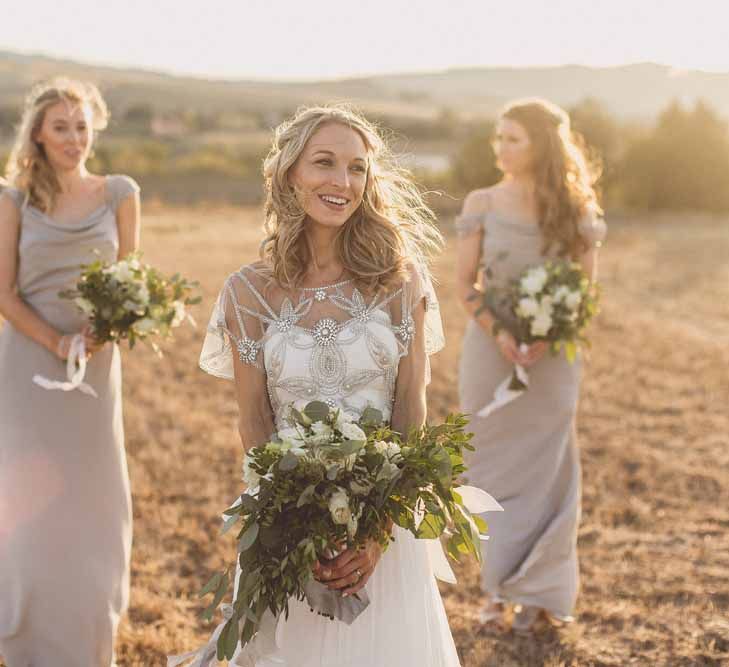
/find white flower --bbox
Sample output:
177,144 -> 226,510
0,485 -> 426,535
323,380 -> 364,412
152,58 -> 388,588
290,446 -> 307,457
377,460 -> 400,482
171,300 -> 186,327
136,283 -> 150,305
565,290 -> 582,311
553,285 -> 571,304
328,488 -> 352,525
123,299 -> 146,316
530,311 -> 553,337
516,297 -> 539,318
277,427 -> 304,447
127,257 -> 141,271
374,440 -> 401,460
340,422 -> 366,442
114,261 -> 134,283
74,297 -> 95,315
538,296 -> 554,317
242,454 -> 260,488
521,266 -> 548,295
310,421 -> 333,444
334,410 -> 356,431
132,317 -> 157,334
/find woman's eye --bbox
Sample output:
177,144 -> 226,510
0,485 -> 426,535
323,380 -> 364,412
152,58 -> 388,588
350,165 -> 366,173
316,159 -> 333,167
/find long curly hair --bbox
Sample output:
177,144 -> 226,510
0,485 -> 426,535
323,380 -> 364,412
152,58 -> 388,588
501,98 -> 601,259
5,77 -> 109,212
260,104 -> 443,292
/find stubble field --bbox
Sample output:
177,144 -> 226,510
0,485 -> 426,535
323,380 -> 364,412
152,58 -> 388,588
10,205 -> 727,666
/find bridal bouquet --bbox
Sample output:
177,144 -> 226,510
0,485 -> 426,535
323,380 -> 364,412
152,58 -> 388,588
59,251 -> 201,350
476,259 -> 599,416
186,402 -> 498,662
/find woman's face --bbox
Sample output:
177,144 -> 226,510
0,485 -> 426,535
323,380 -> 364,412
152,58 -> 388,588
493,117 -> 533,177
34,99 -> 93,173
288,122 -> 368,229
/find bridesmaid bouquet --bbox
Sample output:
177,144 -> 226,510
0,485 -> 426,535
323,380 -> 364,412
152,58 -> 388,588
34,253 -> 200,398
60,251 -> 201,352
476,259 -> 599,416
177,402 -> 500,663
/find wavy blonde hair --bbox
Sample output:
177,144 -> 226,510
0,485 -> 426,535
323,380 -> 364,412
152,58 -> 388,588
261,105 -> 443,292
501,98 -> 601,259
5,77 -> 109,212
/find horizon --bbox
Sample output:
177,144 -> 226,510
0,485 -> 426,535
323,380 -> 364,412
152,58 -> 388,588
2,0 -> 728,81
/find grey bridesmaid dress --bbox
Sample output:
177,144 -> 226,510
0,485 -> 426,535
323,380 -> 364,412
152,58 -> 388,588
0,175 -> 138,666
456,208 -> 605,621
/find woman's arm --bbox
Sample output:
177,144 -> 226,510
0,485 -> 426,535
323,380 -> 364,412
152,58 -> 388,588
455,190 -> 524,365
0,193 -> 66,358
232,355 -> 275,453
116,188 -> 141,260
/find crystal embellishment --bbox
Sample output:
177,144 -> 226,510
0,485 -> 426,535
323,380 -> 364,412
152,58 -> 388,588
312,318 -> 339,346
236,337 -> 260,364
314,288 -> 328,302
395,315 -> 416,344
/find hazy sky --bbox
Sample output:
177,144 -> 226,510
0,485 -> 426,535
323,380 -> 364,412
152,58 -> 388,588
2,0 -> 728,80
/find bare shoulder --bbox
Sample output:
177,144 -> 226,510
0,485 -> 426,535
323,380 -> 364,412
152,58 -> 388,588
0,190 -> 22,225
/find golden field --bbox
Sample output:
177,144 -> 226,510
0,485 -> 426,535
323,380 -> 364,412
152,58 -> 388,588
3,206 -> 729,666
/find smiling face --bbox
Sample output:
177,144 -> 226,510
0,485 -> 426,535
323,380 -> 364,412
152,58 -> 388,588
287,122 -> 369,229
493,117 -> 533,177
33,99 -> 93,173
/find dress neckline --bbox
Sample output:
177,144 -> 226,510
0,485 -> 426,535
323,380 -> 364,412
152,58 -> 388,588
29,175 -> 110,230
299,278 -> 354,292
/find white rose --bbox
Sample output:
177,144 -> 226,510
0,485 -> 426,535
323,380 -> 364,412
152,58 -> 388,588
521,266 -> 548,295
516,297 -> 539,318
74,297 -> 95,315
114,261 -> 134,283
553,285 -> 571,304
374,440 -> 401,460
136,283 -> 150,305
530,311 -> 553,337
242,454 -> 260,488
277,427 -> 304,447
127,257 -> 141,271
171,300 -> 186,327
377,460 -> 400,482
132,317 -> 157,334
340,422 -> 366,442
328,488 -> 352,525
565,290 -> 582,311
334,410 -> 356,431
310,421 -> 333,444
538,296 -> 554,317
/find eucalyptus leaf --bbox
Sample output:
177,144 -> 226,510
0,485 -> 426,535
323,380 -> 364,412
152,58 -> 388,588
304,401 -> 330,423
279,451 -> 300,471
238,522 -> 260,552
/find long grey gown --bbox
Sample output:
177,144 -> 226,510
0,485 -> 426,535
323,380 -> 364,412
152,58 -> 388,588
456,208 -> 605,620
0,175 -> 138,666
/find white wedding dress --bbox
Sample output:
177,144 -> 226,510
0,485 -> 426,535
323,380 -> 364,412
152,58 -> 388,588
196,262 -> 463,667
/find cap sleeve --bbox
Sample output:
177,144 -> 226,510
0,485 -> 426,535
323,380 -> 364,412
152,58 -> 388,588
106,175 -> 140,213
388,262 -> 444,384
578,208 -> 607,248
1,186 -> 26,210
199,266 -> 272,379
453,212 -> 486,238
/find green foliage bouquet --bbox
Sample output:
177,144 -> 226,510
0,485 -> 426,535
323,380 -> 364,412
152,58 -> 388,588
60,251 -> 201,352
177,401 -> 499,663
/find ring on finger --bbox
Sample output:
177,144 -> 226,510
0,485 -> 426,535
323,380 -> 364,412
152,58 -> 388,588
355,568 -> 363,581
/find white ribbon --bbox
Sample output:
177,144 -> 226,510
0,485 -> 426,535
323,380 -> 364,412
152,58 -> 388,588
32,334 -> 98,398
167,604 -> 237,667
426,485 -> 503,584
477,344 -> 530,418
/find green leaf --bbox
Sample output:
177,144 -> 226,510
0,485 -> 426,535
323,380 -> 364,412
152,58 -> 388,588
296,483 -> 317,507
221,514 -> 239,536
219,613 -> 240,660
416,512 -> 446,539
238,522 -> 259,552
278,451 -> 299,471
199,572 -> 222,597
359,407 -> 384,426
304,401 -> 330,423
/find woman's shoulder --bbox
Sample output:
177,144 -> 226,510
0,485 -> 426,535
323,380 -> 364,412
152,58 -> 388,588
105,174 -> 140,210
577,203 -> 607,247
0,184 -> 26,211
454,186 -> 499,236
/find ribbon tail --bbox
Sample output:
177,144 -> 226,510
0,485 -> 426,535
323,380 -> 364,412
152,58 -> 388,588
167,605 -> 235,667
454,485 -> 504,514
476,364 -> 528,417
426,538 -> 458,584
32,335 -> 98,398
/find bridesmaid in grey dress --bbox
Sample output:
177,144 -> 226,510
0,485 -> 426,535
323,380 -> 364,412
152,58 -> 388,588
0,80 -> 140,666
455,98 -> 606,633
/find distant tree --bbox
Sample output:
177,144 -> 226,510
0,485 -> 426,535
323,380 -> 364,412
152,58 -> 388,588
122,103 -> 154,130
0,104 -> 20,136
449,120 -> 501,195
620,99 -> 729,211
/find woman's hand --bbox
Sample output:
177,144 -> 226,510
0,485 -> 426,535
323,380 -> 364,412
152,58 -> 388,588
81,323 -> 105,358
495,330 -> 524,365
314,539 -> 384,597
520,340 -> 549,367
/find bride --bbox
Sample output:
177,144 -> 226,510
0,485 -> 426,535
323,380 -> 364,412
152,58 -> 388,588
196,105 -> 460,666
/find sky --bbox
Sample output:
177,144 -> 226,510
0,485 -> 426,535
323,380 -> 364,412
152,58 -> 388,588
2,0 -> 728,80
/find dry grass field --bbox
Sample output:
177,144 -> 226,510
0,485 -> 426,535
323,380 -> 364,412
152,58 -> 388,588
3,206 -> 728,666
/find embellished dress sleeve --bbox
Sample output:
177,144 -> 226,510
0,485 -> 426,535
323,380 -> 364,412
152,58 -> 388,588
577,207 -> 607,248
